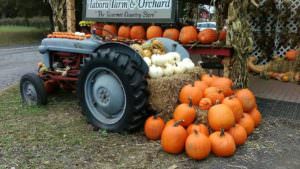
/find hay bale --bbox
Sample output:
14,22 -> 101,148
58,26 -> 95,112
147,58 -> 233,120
147,66 -> 205,121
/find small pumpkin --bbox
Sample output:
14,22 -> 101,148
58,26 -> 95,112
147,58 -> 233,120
222,96 -> 243,122
130,25 -> 146,40
118,25 -> 131,39
238,113 -> 255,135
204,87 -> 225,104
208,104 -> 235,131
235,89 -> 256,112
173,102 -> 196,127
201,74 -> 217,86
210,77 -> 233,96
102,24 -> 117,37
163,28 -> 180,41
146,25 -> 163,39
219,29 -> 226,41
179,26 -> 198,44
91,22 -> 104,36
285,49 -> 298,61
228,124 -> 247,145
179,84 -> 203,105
161,120 -> 188,154
209,129 -> 236,157
144,115 -> 165,140
187,123 -> 209,136
249,108 -> 262,127
199,98 -> 212,110
194,80 -> 208,93
185,130 -> 211,160
198,29 -> 218,44
165,119 -> 176,127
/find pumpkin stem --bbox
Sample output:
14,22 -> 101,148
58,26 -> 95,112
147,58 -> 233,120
188,97 -> 193,107
220,128 -> 225,136
215,99 -> 221,105
153,113 -> 160,119
208,69 -> 213,77
193,129 -> 199,135
228,95 -> 236,99
174,120 -> 184,127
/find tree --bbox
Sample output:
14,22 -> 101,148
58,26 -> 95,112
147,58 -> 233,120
47,0 -> 67,31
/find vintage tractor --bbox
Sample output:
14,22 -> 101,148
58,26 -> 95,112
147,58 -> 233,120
20,0 -> 232,132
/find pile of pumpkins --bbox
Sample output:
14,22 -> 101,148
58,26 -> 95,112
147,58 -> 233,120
91,23 -> 226,44
144,74 -> 262,160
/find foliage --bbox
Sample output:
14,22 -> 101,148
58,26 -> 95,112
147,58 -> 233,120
0,17 -> 50,28
79,20 -> 95,27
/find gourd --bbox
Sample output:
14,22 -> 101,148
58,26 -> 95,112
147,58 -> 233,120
149,65 -> 163,78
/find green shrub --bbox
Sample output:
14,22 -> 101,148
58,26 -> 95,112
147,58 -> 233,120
0,17 -> 50,28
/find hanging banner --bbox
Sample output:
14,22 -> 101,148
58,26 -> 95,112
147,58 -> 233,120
83,0 -> 176,23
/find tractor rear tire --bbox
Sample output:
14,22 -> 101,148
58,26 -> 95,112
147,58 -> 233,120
20,73 -> 47,105
78,48 -> 148,132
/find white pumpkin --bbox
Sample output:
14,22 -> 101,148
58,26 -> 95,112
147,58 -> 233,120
143,57 -> 151,66
156,66 -> 164,78
149,65 -> 159,78
185,61 -> 195,70
163,64 -> 175,76
182,58 -> 193,63
174,63 -> 185,74
168,52 -> 181,63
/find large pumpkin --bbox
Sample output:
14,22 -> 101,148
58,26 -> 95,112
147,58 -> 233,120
222,96 -> 243,122
285,49 -> 298,61
185,130 -> 211,160
163,28 -> 180,41
209,129 -> 236,157
130,25 -> 146,40
238,113 -> 255,135
201,74 -> 217,86
144,115 -> 165,140
161,120 -> 188,154
208,104 -> 235,131
146,25 -> 163,39
198,29 -> 218,44
187,123 -> 209,136
228,124 -> 247,145
235,89 -> 256,112
199,98 -> 212,110
204,87 -> 225,104
194,80 -> 208,93
173,103 -> 196,127
179,26 -> 198,44
210,77 -> 233,96
102,24 -> 117,37
249,108 -> 262,127
179,84 -> 203,105
118,25 -> 131,39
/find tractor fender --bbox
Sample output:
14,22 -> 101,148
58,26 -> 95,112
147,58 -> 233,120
94,42 -> 149,75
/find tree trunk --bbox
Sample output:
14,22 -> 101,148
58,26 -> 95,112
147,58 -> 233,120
48,0 -> 67,32
66,0 -> 76,32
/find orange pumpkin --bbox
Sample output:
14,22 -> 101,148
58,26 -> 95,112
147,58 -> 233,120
118,25 -> 131,39
130,25 -> 146,40
91,23 -> 104,36
199,98 -> 212,110
198,29 -> 218,44
210,77 -> 233,96
194,80 -> 208,93
173,102 -> 196,127
161,120 -> 188,154
204,87 -> 225,104
285,49 -> 298,61
238,113 -> 255,135
209,129 -> 236,157
163,28 -> 180,41
179,26 -> 198,44
249,108 -> 262,127
201,74 -> 217,86
179,84 -> 203,105
208,104 -> 235,131
222,96 -> 243,122
185,130 -> 211,160
165,119 -> 175,127
187,123 -> 209,136
144,115 -> 165,140
235,89 -> 256,112
102,24 -> 117,37
146,25 -> 163,39
228,124 -> 247,145
219,29 -> 226,41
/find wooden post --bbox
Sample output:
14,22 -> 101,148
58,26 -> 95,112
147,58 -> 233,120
66,0 -> 76,32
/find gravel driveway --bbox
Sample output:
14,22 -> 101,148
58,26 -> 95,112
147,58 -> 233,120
0,45 -> 41,90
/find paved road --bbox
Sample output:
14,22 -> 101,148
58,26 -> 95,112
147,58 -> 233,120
0,46 -> 42,90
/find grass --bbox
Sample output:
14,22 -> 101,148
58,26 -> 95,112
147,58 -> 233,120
0,86 -> 299,168
0,26 -> 49,47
